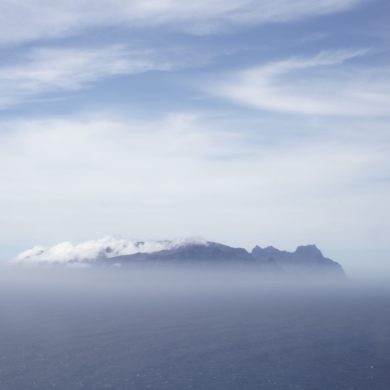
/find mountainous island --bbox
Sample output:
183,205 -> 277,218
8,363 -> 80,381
14,237 -> 345,278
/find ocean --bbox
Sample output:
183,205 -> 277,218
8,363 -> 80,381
0,268 -> 389,390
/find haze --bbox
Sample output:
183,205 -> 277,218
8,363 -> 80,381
0,0 -> 390,276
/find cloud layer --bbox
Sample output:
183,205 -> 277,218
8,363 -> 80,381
210,50 -> 390,116
2,112 -> 390,261
0,45 -> 175,108
14,236 -> 208,265
0,0 -> 365,44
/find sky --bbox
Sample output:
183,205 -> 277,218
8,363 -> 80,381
1,0 -> 390,275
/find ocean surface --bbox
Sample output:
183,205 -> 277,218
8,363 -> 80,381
0,268 -> 389,390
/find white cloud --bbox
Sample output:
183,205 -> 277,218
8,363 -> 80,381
0,45 -> 175,108
1,111 -> 390,263
209,49 -> 390,116
13,236 -> 208,265
0,0 -> 365,44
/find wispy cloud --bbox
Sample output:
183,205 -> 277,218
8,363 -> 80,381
1,111 -> 389,253
209,49 -> 390,116
0,0 -> 366,44
0,45 -> 175,108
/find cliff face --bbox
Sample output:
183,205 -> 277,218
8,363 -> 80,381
251,244 -> 345,278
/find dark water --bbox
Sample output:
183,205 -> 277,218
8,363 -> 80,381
0,269 -> 389,390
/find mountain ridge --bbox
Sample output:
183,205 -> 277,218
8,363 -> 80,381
104,241 -> 345,278
13,237 -> 346,278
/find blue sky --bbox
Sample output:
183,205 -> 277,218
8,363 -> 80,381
1,0 -> 390,274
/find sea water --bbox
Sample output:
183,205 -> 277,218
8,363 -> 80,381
0,267 -> 389,390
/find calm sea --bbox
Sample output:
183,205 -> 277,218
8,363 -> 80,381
0,268 -> 389,390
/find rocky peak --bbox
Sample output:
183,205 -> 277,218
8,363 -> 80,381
294,245 -> 323,259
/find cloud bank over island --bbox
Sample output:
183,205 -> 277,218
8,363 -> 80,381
12,236 -> 346,281
14,236 -> 208,265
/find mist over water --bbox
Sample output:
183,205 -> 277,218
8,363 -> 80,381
1,266 -> 389,390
